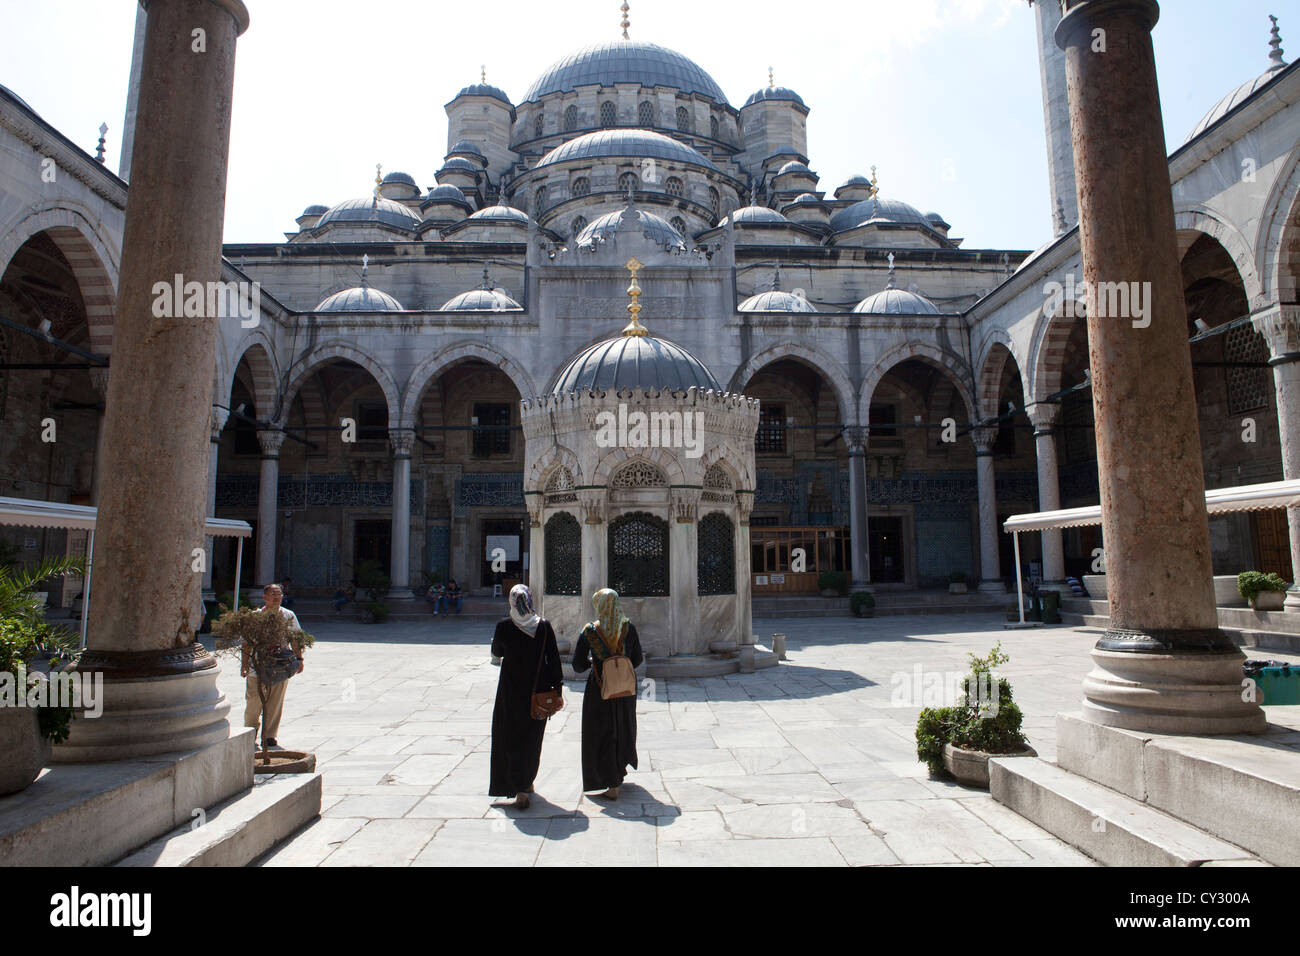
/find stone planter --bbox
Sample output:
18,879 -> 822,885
942,742 -> 1037,789
948,582 -> 968,594
0,707 -> 51,795
1083,574 -> 1107,599
254,749 -> 316,774
1250,590 -> 1287,612
1213,575 -> 1246,607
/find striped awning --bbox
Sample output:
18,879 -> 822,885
0,496 -> 251,538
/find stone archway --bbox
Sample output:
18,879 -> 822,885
859,342 -> 976,426
401,341 -> 538,425
730,342 -> 855,427
279,341 -> 401,428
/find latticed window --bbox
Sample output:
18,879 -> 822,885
472,403 -> 511,457
534,113 -> 544,138
756,404 -> 786,453
697,512 -> 735,595
564,105 -> 579,131
608,512 -> 669,596
544,512 -> 582,595
670,216 -> 687,237
708,187 -> 720,219
638,100 -> 656,126
709,115 -> 719,139
675,106 -> 692,132
1224,325 -> 1271,414
618,171 -> 639,195
611,460 -> 668,487
665,176 -> 684,197
571,176 -> 590,197
534,186 -> 546,213
600,101 -> 617,127
701,464 -> 733,501
571,215 -> 588,239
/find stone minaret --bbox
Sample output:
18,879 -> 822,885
1032,0 -> 1078,236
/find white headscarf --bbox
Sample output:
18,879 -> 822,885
509,584 -> 540,636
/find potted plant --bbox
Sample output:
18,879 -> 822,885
1238,571 -> 1290,611
948,571 -> 968,594
0,555 -> 84,795
356,559 -> 391,623
849,591 -> 875,618
915,642 -> 1035,789
818,570 -> 848,598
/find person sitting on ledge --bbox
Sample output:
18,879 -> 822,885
444,579 -> 463,614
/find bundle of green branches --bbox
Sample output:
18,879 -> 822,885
211,604 -> 314,678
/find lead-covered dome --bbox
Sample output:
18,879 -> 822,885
829,196 -> 930,233
441,288 -> 523,311
453,82 -> 512,105
739,290 -> 817,312
853,288 -> 939,315
536,128 -> 719,171
317,196 -> 421,231
553,334 -> 722,394
720,206 -> 789,225
523,40 -> 729,105
468,203 -> 529,223
743,86 -> 805,108
316,285 -> 404,312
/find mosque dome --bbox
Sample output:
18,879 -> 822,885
743,86 -> 805,108
553,333 -> 721,394
381,171 -> 417,188
468,203 -> 529,223
316,196 -> 421,231
448,140 -> 485,158
576,208 -> 686,251
853,288 -> 940,315
790,193 -> 822,205
536,128 -> 719,172
316,285 -> 404,312
1186,68 -> 1287,142
301,204 -> 329,216
422,184 -> 473,209
776,161 -> 812,177
522,40 -> 729,105
453,83 -> 512,105
925,211 -> 950,228
738,290 -> 817,313
720,206 -> 789,225
839,174 -> 872,189
829,196 -> 929,233
441,287 -> 523,311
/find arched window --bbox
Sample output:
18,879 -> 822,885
638,100 -> 656,126
563,105 -> 579,132
709,115 -> 719,140
600,101 -> 617,127
534,186 -> 546,212
675,106 -> 692,132
534,113 -> 544,138
571,176 -> 590,197
571,215 -> 588,238
665,176 -> 684,197
697,512 -> 735,595
608,512 -> 669,596
670,216 -> 687,237
618,171 -> 639,196
544,512 -> 582,595
708,187 -> 720,219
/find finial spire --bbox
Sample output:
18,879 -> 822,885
1269,15 -> 1287,71
620,2 -> 630,39
621,257 -> 648,336
869,165 -> 879,198
481,263 -> 493,290
771,264 -> 782,292
481,64 -> 487,84
361,254 -> 370,287
768,66 -> 774,89
374,163 -> 383,199
95,122 -> 108,164
886,252 -> 896,289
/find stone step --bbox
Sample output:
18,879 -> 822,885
1060,597 -> 1107,615
116,772 -> 321,867
991,756 -> 1267,866
1059,612 -> 1110,628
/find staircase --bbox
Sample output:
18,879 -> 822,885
1061,596 -> 1300,653
753,589 -> 1006,618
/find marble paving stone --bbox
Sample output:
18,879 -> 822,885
325,793 -> 423,820
658,837 -> 846,867
536,816 -> 658,867
412,819 -> 549,867
831,833 -> 902,867
722,802 -> 871,839
406,795 -> 493,819
728,747 -> 817,775
320,818 -> 441,867
690,773 -> 844,805
654,810 -> 731,842
257,817 -> 365,867
386,753 -> 465,786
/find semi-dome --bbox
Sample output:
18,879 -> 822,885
316,196 -> 421,231
453,82 -> 512,105
441,288 -> 523,311
853,288 -> 940,315
468,203 -> 529,223
829,196 -> 929,232
739,290 -> 817,313
720,206 -> 789,225
553,334 -> 722,394
316,285 -> 404,312
743,86 -> 805,108
536,128 -> 719,172
1186,68 -> 1286,143
576,208 -> 686,251
522,40 -> 729,105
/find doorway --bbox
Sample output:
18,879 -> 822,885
353,520 -> 391,581
480,517 -> 525,590
870,517 -> 905,584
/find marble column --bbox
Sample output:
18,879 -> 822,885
671,489 -> 701,656
388,427 -> 415,600
57,0 -> 251,762
735,491 -> 754,651
1056,0 -> 1263,733
579,489 -> 606,639
973,426 -> 1004,593
255,428 -> 284,588
202,405 -> 229,596
1253,304 -> 1300,610
846,426 -> 872,588
1028,404 -> 1066,589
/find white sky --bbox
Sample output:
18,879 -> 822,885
0,0 -> 1288,250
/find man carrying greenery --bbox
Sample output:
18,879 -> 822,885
240,583 -> 303,749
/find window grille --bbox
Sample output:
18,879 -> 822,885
534,114 -> 544,138
756,404 -> 786,453
564,105 -> 579,131
608,512 -> 669,596
611,460 -> 668,487
600,101 -> 617,127
697,512 -> 735,594
571,176 -> 590,197
544,512 -> 582,595
638,101 -> 656,126
618,171 -> 639,195
670,216 -> 687,237
472,403 -> 511,457
675,106 -> 692,132
1224,325 -> 1270,414
665,176 -> 684,197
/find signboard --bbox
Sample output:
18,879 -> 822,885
755,575 -> 769,586
770,573 -> 785,584
486,535 -> 520,562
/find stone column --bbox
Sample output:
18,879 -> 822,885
1056,0 -> 1263,733
1253,304 -> 1300,610
846,426 -> 872,588
254,428 -> 284,589
1028,404 -> 1066,589
671,489 -> 701,656
525,492 -> 543,594
57,0 -> 251,762
388,427 -> 415,600
202,405 -> 229,595
88,368 -> 110,505
579,489 -> 605,628
735,491 -> 754,651
973,426 -> 1004,593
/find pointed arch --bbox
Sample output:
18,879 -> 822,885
278,341 -> 400,427
858,341 -> 975,425
974,328 -> 1026,421
729,342 -> 855,426
401,341 -> 537,424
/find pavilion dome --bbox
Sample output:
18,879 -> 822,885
720,206 -> 789,225
522,39 -> 729,105
468,203 -> 529,223
829,196 -> 929,232
422,184 -> 473,209
316,285 -> 404,312
441,287 -> 523,311
552,333 -> 721,395
853,287 -> 940,315
738,290 -> 817,313
776,161 -> 812,176
448,140 -> 486,159
536,128 -> 719,172
381,171 -> 417,188
316,196 -> 421,231
743,86 -> 805,108
576,208 -> 686,251
301,204 -> 329,216
438,157 -> 479,175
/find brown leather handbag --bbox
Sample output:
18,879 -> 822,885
530,631 -> 563,720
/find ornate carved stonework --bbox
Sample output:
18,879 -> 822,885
611,460 -> 668,488
77,642 -> 217,678
580,488 -> 605,524
672,487 -> 700,523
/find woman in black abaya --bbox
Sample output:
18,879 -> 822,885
489,584 -> 563,809
573,587 -> 643,800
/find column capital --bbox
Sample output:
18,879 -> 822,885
88,367 -> 110,400
1026,403 -> 1061,432
735,490 -> 754,526
1056,0 -> 1159,50
210,405 -> 230,440
971,425 -> 998,454
389,427 -> 415,458
844,426 -> 869,453
579,488 -> 606,525
672,487 -> 700,523
142,0 -> 251,35
256,428 -> 286,457
1251,304 -> 1300,360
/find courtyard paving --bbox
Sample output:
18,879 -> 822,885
207,612 -> 1296,867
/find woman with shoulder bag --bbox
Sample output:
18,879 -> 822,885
573,587 -> 643,800
489,584 -> 563,809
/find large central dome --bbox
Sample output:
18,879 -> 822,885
522,40 -> 729,105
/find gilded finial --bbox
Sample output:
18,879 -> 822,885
768,66 -> 774,89
481,64 -> 487,84
1269,15 -> 1287,70
621,2 -> 630,39
374,163 -> 383,198
869,165 -> 879,198
621,256 -> 647,336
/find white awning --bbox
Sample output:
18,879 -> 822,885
1002,478 -> 1300,534
0,496 -> 251,537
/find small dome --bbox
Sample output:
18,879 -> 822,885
925,211 -> 949,227
316,196 -> 421,231
523,40 -> 729,105
454,83 -> 512,105
553,334 -> 722,395
316,286 -> 404,312
301,204 -> 329,216
441,288 -> 523,311
743,86 -> 806,108
739,290 -> 817,313
422,184 -> 472,208
790,192 -> 822,204
840,174 -> 872,188
764,146 -> 804,162
776,160 -> 812,177
536,128 -> 719,171
830,196 -> 929,232
467,203 -> 529,223
382,171 -> 417,187
448,140 -> 485,157
576,209 -> 686,251
1186,66 -> 1286,143
853,288 -> 940,315
720,206 -> 789,225
438,157 -> 479,175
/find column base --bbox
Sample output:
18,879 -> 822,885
387,589 -> 416,602
1036,579 -> 1071,594
850,582 -> 873,593
978,579 -> 1007,594
1285,585 -> 1300,612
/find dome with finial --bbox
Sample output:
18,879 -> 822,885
442,267 -> 523,311
551,257 -> 721,395
853,261 -> 939,315
468,203 -> 529,223
830,196 -> 929,233
1186,15 -> 1290,143
720,206 -> 790,226
315,196 -> 421,232
522,41 -> 729,106
315,256 -> 404,312
536,129 -> 719,172
738,266 -> 817,312
576,207 -> 686,251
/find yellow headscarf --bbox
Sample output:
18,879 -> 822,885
588,588 -> 629,655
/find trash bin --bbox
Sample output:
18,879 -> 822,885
1028,592 -> 1042,622
1242,660 -> 1300,705
1041,590 -> 1061,625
